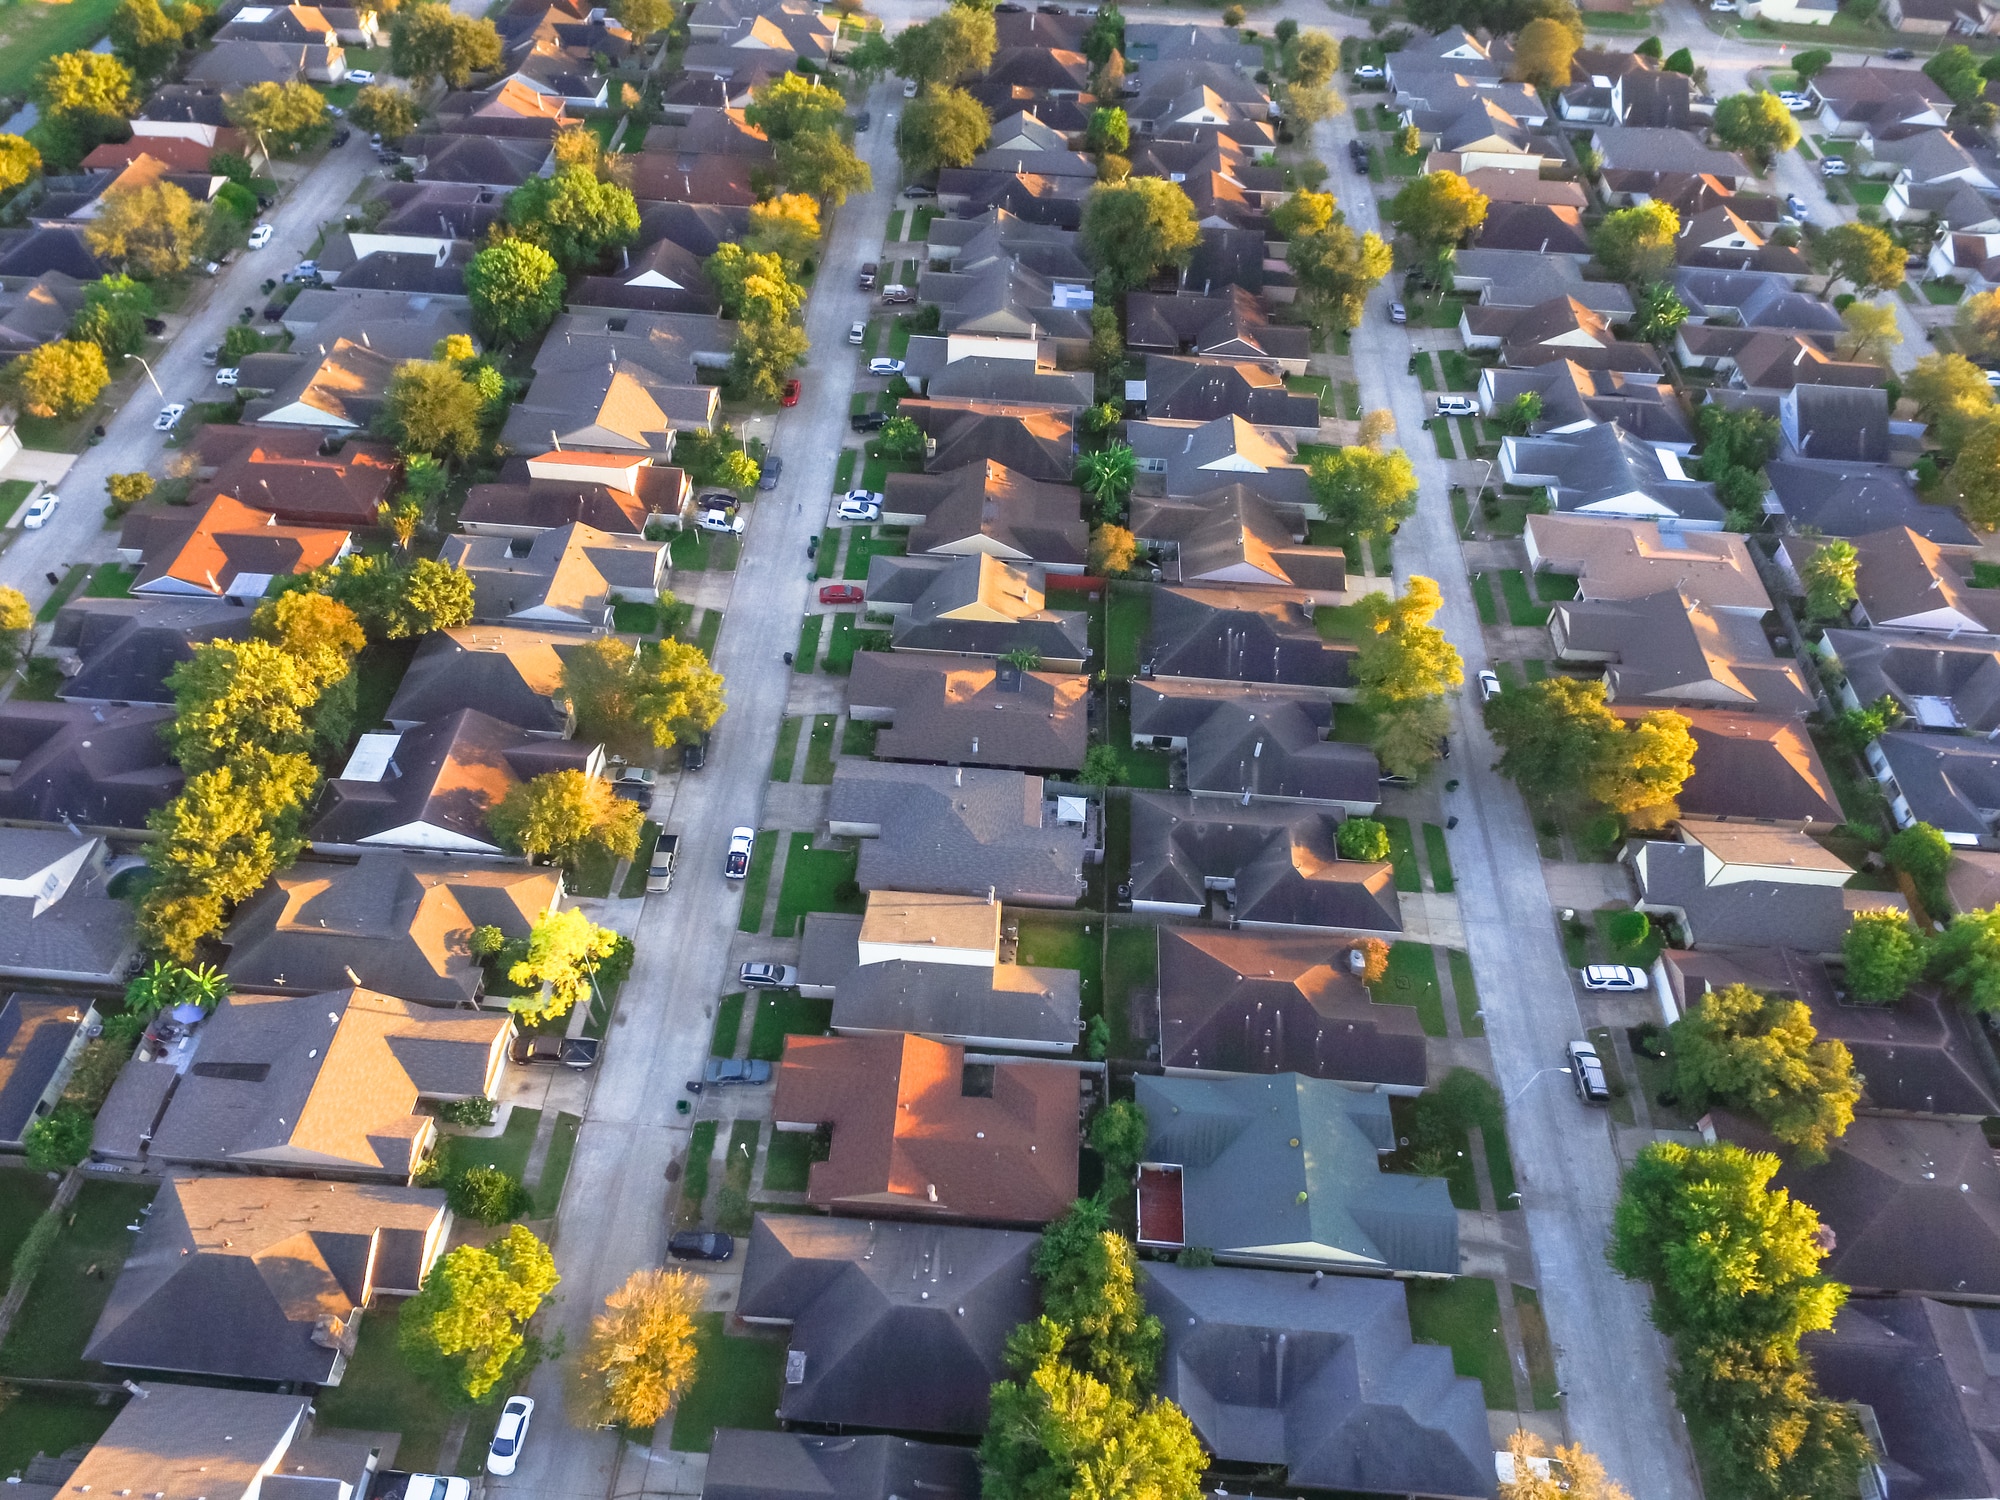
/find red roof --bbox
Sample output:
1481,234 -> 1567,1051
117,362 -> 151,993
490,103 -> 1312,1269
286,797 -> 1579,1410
1136,1163 -> 1184,1248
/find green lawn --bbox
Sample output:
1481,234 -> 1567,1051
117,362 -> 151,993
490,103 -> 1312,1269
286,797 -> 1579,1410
1406,1277 -> 1512,1408
1447,948 -> 1484,1038
619,822 -> 662,898
0,1180 -> 158,1379
748,991 -> 835,1061
736,829 -> 780,933
531,1112 -> 582,1216
1534,571 -> 1580,603
0,480 -> 33,526
720,1119 -> 760,1232
815,528 -> 840,578
314,1302 -> 475,1471
770,833 -> 864,937
82,562 -> 137,599
0,1169 -> 55,1291
822,612 -> 859,673
667,1314 -> 787,1452
1925,279 -> 1966,305
802,714 -> 838,784
842,718 -> 880,757
1514,1285 -> 1563,1409
694,609 -> 723,656
1016,913 -> 1103,1022
1314,599 -> 1373,643
0,1390 -> 116,1478
1423,823 -> 1455,894
1432,421 -> 1457,460
1498,570 -> 1550,627
795,613 -> 823,671
34,564 -> 86,623
770,714 -> 803,782
0,0 -> 123,93
886,209 -> 906,242
677,1119 -> 718,1229
711,991 -> 747,1056
1380,815 -> 1421,894
1106,585 -> 1151,678
763,1128 -> 829,1192
1470,572 -> 1499,626
613,600 -> 660,634
436,1104 -> 539,1184
1369,941 -> 1445,1038
349,638 -> 417,742
568,841 -> 617,898
844,525 -> 907,580
1593,906 -> 1664,969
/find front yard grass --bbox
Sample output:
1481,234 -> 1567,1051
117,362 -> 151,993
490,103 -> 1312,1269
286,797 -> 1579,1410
822,612 -> 859,673
677,1119 -> 718,1228
1471,572 -> 1499,626
1406,1278 -> 1512,1409
1422,823 -> 1455,893
719,1119 -> 760,1232
1447,948 -> 1484,1037
34,565 -> 86,623
620,822 -> 662,899
567,841 -> 617,898
841,718 -> 880,756
802,714 -> 839,784
762,1127 -> 829,1192
312,1302 -> 477,1472
736,829 -> 780,934
1513,1285 -> 1564,1409
0,1390 -> 116,1477
0,1179 -> 158,1379
795,614 -> 823,671
1498,570 -> 1549,627
667,1314 -> 787,1452
531,1112 -> 581,1216
1380,814 -> 1421,893
771,833 -> 863,937
770,715 -> 803,782
711,992 -> 747,1056
1368,941 -> 1445,1038
843,525 -> 907,580
748,991 -> 835,1061
436,1104 -> 539,1185
1593,905 -> 1664,969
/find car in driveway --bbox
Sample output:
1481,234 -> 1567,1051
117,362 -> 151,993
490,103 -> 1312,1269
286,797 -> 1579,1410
741,961 -> 799,989
486,1397 -> 533,1476
247,224 -> 273,249
1352,63 -> 1384,80
697,509 -> 745,533
725,826 -> 754,879
1786,193 -> 1810,217
700,1064 -> 768,1088
849,320 -> 866,344
216,366 -> 240,386
838,493 -> 882,521
374,1474 -> 469,1500
1779,92 -> 1812,113
1567,1040 -> 1611,1104
611,765 -> 655,802
868,357 -> 905,376
759,454 -> 782,490
1885,45 -> 1915,57
901,183 -> 934,198
646,832 -> 679,893
851,410 -> 887,432
669,1230 -> 735,1260
1435,395 -> 1476,417
1821,155 -> 1849,176
1388,301 -> 1407,324
820,583 -> 865,604
154,403 -> 186,431
348,68 -> 375,82
1581,964 -> 1648,992
781,378 -> 801,406
1477,668 -> 1501,702
509,1034 -> 601,1068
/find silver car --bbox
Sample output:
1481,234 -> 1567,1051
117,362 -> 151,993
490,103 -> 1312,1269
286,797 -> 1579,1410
1567,1040 -> 1611,1104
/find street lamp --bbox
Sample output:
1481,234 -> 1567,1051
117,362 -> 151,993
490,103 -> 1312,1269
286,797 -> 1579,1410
122,353 -> 163,398
1464,456 -> 1494,538
1507,1065 -> 1571,1108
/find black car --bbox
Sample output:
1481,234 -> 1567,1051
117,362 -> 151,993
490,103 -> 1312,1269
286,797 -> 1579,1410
681,734 -> 707,770
331,127 -> 351,146
759,454 -> 782,490
1884,45 -> 1914,57
851,410 -> 888,432
669,1230 -> 735,1261
509,1034 -> 601,1068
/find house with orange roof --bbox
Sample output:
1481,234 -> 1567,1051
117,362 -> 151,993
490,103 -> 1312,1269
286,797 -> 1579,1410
116,494 -> 351,600
191,426 -> 401,529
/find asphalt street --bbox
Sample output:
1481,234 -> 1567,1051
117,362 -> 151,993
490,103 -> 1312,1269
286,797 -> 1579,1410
483,75 -> 904,1500
0,137 -> 379,605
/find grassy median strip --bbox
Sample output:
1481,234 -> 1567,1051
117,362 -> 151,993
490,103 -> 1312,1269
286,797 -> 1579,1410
803,714 -> 838,783
769,715 -> 802,782
736,829 -> 780,934
1423,823 -> 1455,893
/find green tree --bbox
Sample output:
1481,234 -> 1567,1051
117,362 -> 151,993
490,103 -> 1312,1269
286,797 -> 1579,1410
1079,178 -> 1200,295
776,129 -> 872,206
1610,1139 -> 1846,1352
1488,674 -> 1618,802
1508,15 -> 1577,89
399,1225 -> 559,1402
1840,298 -> 1901,364
730,315 -> 810,402
1632,282 -> 1689,345
1087,1100 -> 1148,1178
110,0 -> 185,74
34,50 -> 136,126
166,638 -> 325,771
1078,743 -> 1121,787
1288,211 -> 1392,332
1033,1197 -> 1162,1395
1885,820 -> 1954,918
1086,105 -> 1129,154
0,134 -> 38,198
1816,221 -> 1905,297
1926,43 -> 1985,106
1287,27 -> 1338,86
1934,905 -> 2000,1011
1663,45 -> 1693,73
1711,91 -> 1800,170
106,471 -> 153,514
226,80 -> 329,152
507,164 -> 640,272
1957,288 -> 2000,364
899,85 -> 990,176
1673,1339 -> 1870,1500
350,83 -> 420,139
891,2 -> 996,88
981,1338 -> 1206,1500
877,414 -> 925,461
744,192 -> 821,271
846,28 -> 894,82
506,908 -> 628,1020
69,274 -> 152,359
449,1165 -> 529,1224
705,243 -> 805,323
1492,391 -> 1543,436
1907,350 -> 1995,455
10,339 -> 106,418
610,0 -> 673,35
24,1102 -> 93,1171
1307,444 -> 1418,538
1087,304 -> 1123,374
1388,169 -> 1489,254
561,635 -> 727,753
1355,577 -> 1463,779
1087,523 -> 1138,576
1800,538 -> 1859,621
1791,47 -> 1832,80
1667,982 -> 1859,1162
1337,816 -> 1391,861
1947,412 -> 2000,529
380,358 -> 488,461
391,2 -> 502,87
83,180 -> 205,277
1593,200 -> 1679,283
1081,2 -> 1124,66
1075,442 -> 1136,516
1271,187 -> 1333,241
744,71 -> 849,143
465,239 -> 563,344
488,769 -> 645,868
124,958 -> 228,1017
1587,708 -> 1695,828
1843,909 -> 1927,1002
309,553 -> 475,640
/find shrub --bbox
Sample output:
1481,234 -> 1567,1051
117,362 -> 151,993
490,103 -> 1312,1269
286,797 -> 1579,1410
437,1096 -> 496,1128
449,1165 -> 530,1224
1337,817 -> 1392,862
1607,909 -> 1652,952
23,1101 -> 92,1171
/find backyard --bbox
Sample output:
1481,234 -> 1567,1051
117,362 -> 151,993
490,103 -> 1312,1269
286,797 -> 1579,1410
0,1179 -> 158,1381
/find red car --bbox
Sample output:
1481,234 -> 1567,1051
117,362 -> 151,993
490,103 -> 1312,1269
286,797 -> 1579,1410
780,379 -> 801,407
819,583 -> 864,604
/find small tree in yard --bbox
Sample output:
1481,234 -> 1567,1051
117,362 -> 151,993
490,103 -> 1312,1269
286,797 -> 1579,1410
107,471 -> 153,513
1337,817 -> 1391,862
1088,523 -> 1139,576
1817,222 -> 1905,298
400,1225 -> 559,1402
488,769 -> 645,869
0,587 -> 30,672
1711,91 -> 1799,170
1668,982 -> 1859,1162
1498,1432 -> 1632,1500
24,1101 -> 93,1170
449,1164 -> 529,1224
577,1268 -> 704,1430
1800,539 -> 1859,622
506,909 -> 629,1021
12,340 -> 107,418
1079,744 -> 1121,788
1843,909 -> 1926,1002
1886,820 -> 1954,917
1088,1099 -> 1148,1177
466,239 -> 564,345
125,958 -> 228,1017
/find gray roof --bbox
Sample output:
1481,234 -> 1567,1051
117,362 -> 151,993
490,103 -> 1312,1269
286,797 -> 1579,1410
85,1174 -> 448,1384
703,1432 -> 982,1500
1128,793 -> 1402,933
1613,706 -> 1842,826
384,624 -> 584,736
49,596 -> 255,704
45,1385 -> 315,1500
828,761 -> 1087,906
1765,459 -> 1977,546
1129,480 -> 1314,562
0,832 -> 135,984
1554,591 -> 1816,716
501,309 -> 731,454
1144,585 -> 1355,688
1672,267 -> 1845,333
1450,249 -> 1633,315
890,555 -> 1091,666
918,354 -> 1096,411
1482,362 -> 1692,447
831,946 -> 1082,1050
1826,628 -> 2000,733
0,701 -> 182,830
439,521 -> 666,626
0,992 -> 91,1144
1123,287 -> 1311,366
1143,355 -> 1321,429
928,207 -> 1087,281
1147,1262 -> 1494,1498
1507,422 -> 1723,525
734,1215 -> 1038,1436
1805,983 -> 2000,1119
918,257 -> 1093,345
1136,1072 -> 1459,1272
1156,927 -> 1426,1087
886,460 -> 1088,570
848,653 -> 1088,773
1630,839 -> 1905,954
1131,680 -> 1380,804
1875,730 -> 2000,847
1124,20 -> 1261,68
1593,126 -> 1748,179
1803,1297 -> 2000,1500
1787,384 -> 1894,463
1129,417 -> 1316,509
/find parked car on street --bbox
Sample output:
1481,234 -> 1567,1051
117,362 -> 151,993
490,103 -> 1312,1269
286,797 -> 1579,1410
154,403 -> 186,431
1885,45 -> 1915,57
1567,1040 -> 1611,1104
647,832 -> 680,893
725,826 -> 754,879
781,378 -> 801,406
1388,301 -> 1407,324
849,320 -> 866,344
20,492 -> 58,529
740,961 -> 799,989
669,1230 -> 735,1260
703,1057 -> 773,1085
1477,668 -> 1501,702
247,225 -> 273,249
216,367 -> 240,386
486,1398 -> 533,1476
759,454 -> 782,489
509,1035 -> 600,1068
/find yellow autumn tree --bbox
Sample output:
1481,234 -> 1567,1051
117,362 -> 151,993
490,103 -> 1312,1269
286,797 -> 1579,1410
576,1267 -> 703,1428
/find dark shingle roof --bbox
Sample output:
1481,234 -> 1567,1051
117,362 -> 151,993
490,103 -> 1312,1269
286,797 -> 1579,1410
0,992 -> 91,1144
1145,586 -> 1355,688
848,653 -> 1089,772
0,701 -> 182,830
49,597 -> 255,705
1766,459 -> 1977,546
703,1432 -> 982,1500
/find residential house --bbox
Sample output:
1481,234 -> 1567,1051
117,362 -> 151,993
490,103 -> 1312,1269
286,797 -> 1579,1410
1779,384 -> 1901,462
734,1215 -> 1036,1436
1523,514 -> 1771,612
461,451 -> 692,538
1138,355 -> 1320,431
501,310 -> 731,453
1130,486 -> 1348,598
1559,50 -> 1701,127
1129,680 -> 1382,811
702,1433 -> 982,1500
0,271 -> 86,358
223,853 -> 561,1004
1862,126 -> 1997,188
190,426 -> 401,530
1765,458 -> 1978,544
0,224 -> 105,282
846,654 -> 1089,773
0,701 -> 183,831
641,107 -> 773,158
573,238 -> 723,316
115,495 -> 350,600
0,831 -> 136,986
1822,628 -> 2000,732
130,84 -> 254,154
1625,823 -> 1907,953
186,39 -> 311,87
622,153 -> 760,207
1123,287 -> 1311,373
772,1032 -> 1079,1224
681,6 -> 833,82
1612,706 -> 1843,826
1460,295 -> 1659,372
1808,66 -> 1951,136
826,760 -> 1089,907
1551,590 -> 1815,715
91,986 -> 510,1180
1124,20 -> 1263,69
440,522 -> 668,629
908,352 -> 1097,412
368,181 -> 511,241
1155,926 -> 1426,1089
215,3 -> 347,77
1458,169 -> 1592,208
795,889 -> 1081,1053
0,992 -> 96,1149
84,1175 -> 449,1386
879,460 -> 1088,573
239,323 -> 448,433
311,708 -> 600,854
385,624 -> 586,736
1500,422 -> 1725,528
1128,792 -> 1401,933
1144,584 -> 1355,689
1676,328 -> 1883,394
1145,1263 -> 1493,1499
1128,415 -> 1315,509
1745,0 -> 1838,22
403,134 -> 553,190
1473,201 -> 1592,258
876,554 -> 1091,670
1885,0 -> 2000,29
1949,849 -> 2000,909
1796,525 -> 2000,634
895,401 -> 1076,483
1450,248 -> 1635,317
1868,730 -> 2000,846
45,596 -> 253,707
277,287 -> 475,348
1593,128 -> 1750,200
1134,1072 -> 1458,1272
1673,266 -> 1846,334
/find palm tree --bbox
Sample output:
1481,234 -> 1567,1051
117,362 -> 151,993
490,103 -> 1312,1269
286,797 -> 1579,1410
1076,442 -> 1135,519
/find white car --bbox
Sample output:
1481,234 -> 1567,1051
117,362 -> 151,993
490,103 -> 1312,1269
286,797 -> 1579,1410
485,1397 -> 533,1477
839,497 -> 882,521
1984,368 -> 2000,390
1821,155 -> 1850,176
1352,64 -> 1384,80
904,78 -> 918,97
1779,91 -> 1813,112
20,492 -> 58,529
1581,964 -> 1649,992
848,320 -> 866,344
1709,0 -> 1735,11
154,403 -> 186,431
697,509 -> 745,534
725,826 -> 755,879
247,224 -> 273,249
215,367 -> 240,387
348,68 -> 376,83
1477,668 -> 1501,702
1435,395 -> 1477,417
867,357 -> 905,376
